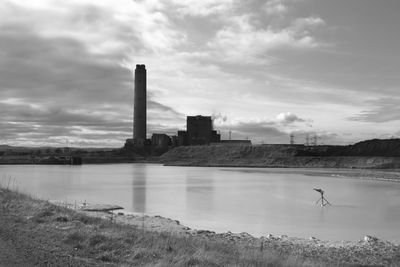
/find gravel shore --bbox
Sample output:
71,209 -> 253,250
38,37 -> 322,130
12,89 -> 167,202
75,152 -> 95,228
82,209 -> 400,266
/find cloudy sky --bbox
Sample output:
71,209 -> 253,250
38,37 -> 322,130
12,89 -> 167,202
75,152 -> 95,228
1,0 -> 399,147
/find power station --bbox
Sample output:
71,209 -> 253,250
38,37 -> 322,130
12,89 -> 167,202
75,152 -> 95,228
133,64 -> 146,147
127,64 -> 250,155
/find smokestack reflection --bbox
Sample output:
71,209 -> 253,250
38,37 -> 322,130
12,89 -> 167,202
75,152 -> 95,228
132,164 -> 147,213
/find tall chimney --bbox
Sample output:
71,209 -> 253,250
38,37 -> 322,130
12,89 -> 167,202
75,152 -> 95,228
133,64 -> 146,146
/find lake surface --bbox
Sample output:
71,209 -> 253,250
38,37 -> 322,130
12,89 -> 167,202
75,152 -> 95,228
1,164 -> 400,242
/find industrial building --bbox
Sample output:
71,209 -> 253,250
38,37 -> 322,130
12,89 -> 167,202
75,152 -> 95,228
126,64 -> 250,155
133,64 -> 146,147
151,133 -> 171,154
178,115 -> 221,145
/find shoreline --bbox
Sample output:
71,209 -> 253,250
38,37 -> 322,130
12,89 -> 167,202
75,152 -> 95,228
1,188 -> 400,266
59,199 -> 400,259
82,208 -> 400,246
220,167 -> 400,183
162,157 -> 400,169
2,153 -> 400,169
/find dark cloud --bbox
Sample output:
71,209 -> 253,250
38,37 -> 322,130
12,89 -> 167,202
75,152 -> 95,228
348,98 -> 400,123
0,102 -> 127,128
148,100 -> 185,118
0,24 -> 133,106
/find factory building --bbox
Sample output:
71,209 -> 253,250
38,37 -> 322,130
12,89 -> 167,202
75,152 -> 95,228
133,64 -> 147,147
177,131 -> 188,146
183,115 -> 221,145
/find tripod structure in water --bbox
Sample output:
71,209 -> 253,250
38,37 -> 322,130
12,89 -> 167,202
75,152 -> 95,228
313,188 -> 331,206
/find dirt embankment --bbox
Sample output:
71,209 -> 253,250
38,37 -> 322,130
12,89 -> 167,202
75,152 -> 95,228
161,139 -> 400,168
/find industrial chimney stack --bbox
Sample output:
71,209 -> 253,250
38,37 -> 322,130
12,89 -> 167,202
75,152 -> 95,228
133,64 -> 146,147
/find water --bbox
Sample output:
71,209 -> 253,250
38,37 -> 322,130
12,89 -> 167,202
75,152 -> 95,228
1,164 -> 400,242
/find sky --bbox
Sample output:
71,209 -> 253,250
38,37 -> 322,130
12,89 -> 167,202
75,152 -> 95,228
0,0 -> 399,147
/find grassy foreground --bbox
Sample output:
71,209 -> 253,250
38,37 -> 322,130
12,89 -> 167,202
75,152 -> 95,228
1,187 -> 399,266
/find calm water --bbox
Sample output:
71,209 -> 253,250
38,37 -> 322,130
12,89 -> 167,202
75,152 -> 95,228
1,164 -> 400,242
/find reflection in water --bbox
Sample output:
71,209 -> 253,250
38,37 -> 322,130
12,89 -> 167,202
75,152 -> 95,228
132,164 -> 146,213
318,206 -> 325,223
185,170 -> 215,220
26,166 -> 81,200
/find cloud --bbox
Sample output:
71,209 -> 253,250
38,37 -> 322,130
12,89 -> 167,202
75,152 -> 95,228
211,112 -> 228,124
217,120 -> 288,142
275,112 -> 308,125
148,100 -> 184,117
210,112 -> 315,143
293,16 -> 325,29
205,12 -> 327,65
263,0 -> 288,16
169,0 -> 235,17
348,97 -> 400,123
0,24 -> 134,105
1,0 -> 186,57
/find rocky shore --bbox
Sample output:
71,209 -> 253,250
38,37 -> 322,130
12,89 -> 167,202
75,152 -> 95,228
82,209 -> 400,266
